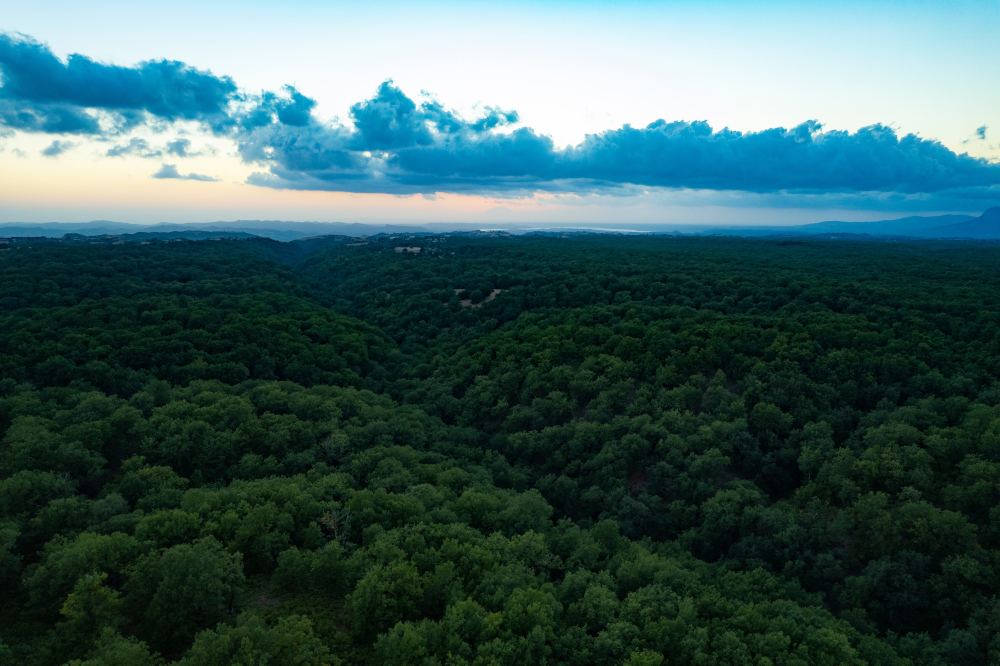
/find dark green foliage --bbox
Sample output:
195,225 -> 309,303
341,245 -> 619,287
0,240 -> 390,401
178,614 -> 333,666
2,234 -> 999,664
127,536 -> 246,649
65,629 -> 161,666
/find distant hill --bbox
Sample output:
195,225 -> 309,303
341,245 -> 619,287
800,214 -> 976,235
118,230 -> 261,242
696,213 -> 977,238
919,206 -> 1000,238
691,210 -> 1000,239
3,209 -> 999,240
0,230 -> 263,246
0,220 -> 436,241
0,223 -> 139,237
290,234 -> 360,253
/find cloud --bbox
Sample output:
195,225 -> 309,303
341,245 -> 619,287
165,137 -> 214,157
2,33 -> 997,207
239,83 -> 1000,203
107,137 -> 161,157
975,125 -> 987,140
41,139 -> 75,156
349,81 -> 433,149
235,85 -> 318,131
275,87 -> 316,127
151,163 -> 219,182
345,81 -> 516,150
106,137 -> 211,158
0,99 -> 102,134
0,32 -> 237,135
167,138 -> 192,156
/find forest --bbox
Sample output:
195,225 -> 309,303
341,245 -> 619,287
0,232 -> 998,665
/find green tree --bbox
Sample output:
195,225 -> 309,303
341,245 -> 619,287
129,536 -> 245,647
350,560 -> 424,639
65,628 -> 161,666
178,614 -> 336,666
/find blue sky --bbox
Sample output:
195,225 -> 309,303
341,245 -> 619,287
1,0 -> 998,226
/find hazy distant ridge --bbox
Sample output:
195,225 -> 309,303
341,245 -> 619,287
3,208 -> 999,239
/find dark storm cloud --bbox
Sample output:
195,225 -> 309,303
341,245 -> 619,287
151,163 -> 219,181
0,33 -> 237,134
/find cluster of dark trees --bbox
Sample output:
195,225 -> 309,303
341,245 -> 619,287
1,233 -> 997,665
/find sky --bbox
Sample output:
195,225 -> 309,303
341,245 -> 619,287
1,0 -> 999,227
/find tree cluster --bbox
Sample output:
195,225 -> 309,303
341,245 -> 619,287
1,234 -> 998,664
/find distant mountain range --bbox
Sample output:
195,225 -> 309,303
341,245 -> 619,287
0,221 -> 436,242
2,207 -> 999,240
705,207 -> 1000,239
922,206 -> 1000,238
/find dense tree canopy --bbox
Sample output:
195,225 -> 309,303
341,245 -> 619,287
1,233 -> 998,665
